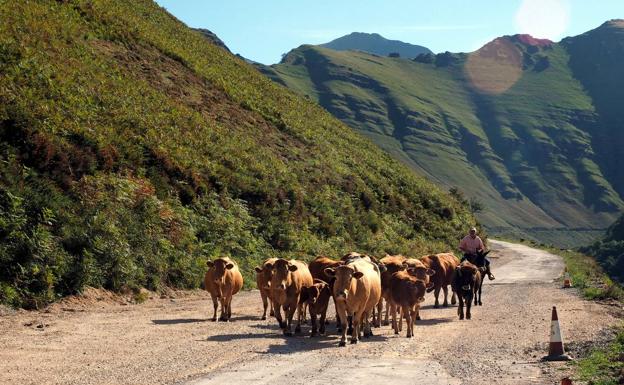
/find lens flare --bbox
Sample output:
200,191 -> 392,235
514,0 -> 571,40
465,38 -> 523,95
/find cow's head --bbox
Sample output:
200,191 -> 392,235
455,262 -> 479,292
206,258 -> 235,298
324,265 -> 363,301
406,265 -> 435,289
271,259 -> 298,293
254,261 -> 275,290
303,279 -> 329,306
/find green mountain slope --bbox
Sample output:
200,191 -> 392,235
0,0 -> 475,307
320,32 -> 431,58
261,23 -> 624,246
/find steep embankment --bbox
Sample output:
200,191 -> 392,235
261,22 -> 624,246
0,0 -> 474,308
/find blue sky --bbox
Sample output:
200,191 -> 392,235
154,0 -> 623,64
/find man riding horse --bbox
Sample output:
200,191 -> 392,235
459,227 -> 495,280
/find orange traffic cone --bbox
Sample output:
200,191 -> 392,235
563,268 -> 572,288
543,306 -> 573,361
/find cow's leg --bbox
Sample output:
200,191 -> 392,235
351,311 -> 362,344
384,298 -> 390,326
219,297 -> 228,321
294,302 -> 303,334
211,295 -> 218,322
374,299 -> 382,327
223,295 -> 232,321
319,306 -> 327,335
415,302 -> 421,321
403,306 -> 412,338
442,285 -> 450,307
466,293 -> 473,320
391,301 -> 398,335
336,302 -> 348,346
363,310 -> 374,338
260,290 -> 268,320
269,296 -> 275,316
310,309 -> 318,337
457,295 -> 464,320
284,302 -> 297,336
433,286 -> 441,308
398,306 -> 403,332
451,289 -> 457,305
274,303 -> 285,329
347,315 -> 353,335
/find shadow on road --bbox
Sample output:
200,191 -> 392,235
151,318 -> 208,325
416,317 -> 455,326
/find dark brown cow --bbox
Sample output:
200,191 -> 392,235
378,255 -> 406,326
308,256 -> 342,328
270,259 -> 313,336
451,261 -> 481,320
204,257 -> 244,322
254,257 -> 277,320
390,270 -> 427,338
299,279 -> 332,336
420,253 -> 459,308
402,259 -> 435,321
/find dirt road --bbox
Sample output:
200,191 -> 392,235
1,240 -> 621,385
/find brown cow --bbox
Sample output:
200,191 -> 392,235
326,257 -> 382,346
204,257 -> 244,322
308,256 -> 342,328
270,259 -> 313,336
402,260 -> 435,321
254,257 -> 278,320
299,279 -> 332,336
378,255 -> 407,326
390,270 -> 427,337
451,261 -> 481,320
420,253 -> 459,308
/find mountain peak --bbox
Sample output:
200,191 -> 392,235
602,19 -> 624,28
320,32 -> 432,58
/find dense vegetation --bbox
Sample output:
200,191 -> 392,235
0,0 -> 475,308
260,21 -> 624,247
580,214 -> 624,284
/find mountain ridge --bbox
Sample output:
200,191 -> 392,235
320,32 -> 432,58
261,23 -> 624,246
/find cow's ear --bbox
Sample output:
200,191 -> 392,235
353,271 -> 364,279
288,264 -> 298,272
482,250 -> 490,257
226,263 -> 235,270
254,266 -> 263,273
455,266 -> 462,277
406,267 -> 415,274
426,268 -> 435,276
324,268 -> 336,277
426,282 -> 434,290
418,296 -> 425,303
206,261 -> 214,268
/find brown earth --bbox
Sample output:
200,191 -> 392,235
0,240 -> 621,385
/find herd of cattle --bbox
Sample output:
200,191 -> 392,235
204,251 -> 492,346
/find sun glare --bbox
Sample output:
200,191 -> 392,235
514,0 -> 571,40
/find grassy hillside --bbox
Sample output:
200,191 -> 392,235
0,0 -> 475,308
261,24 -> 624,246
